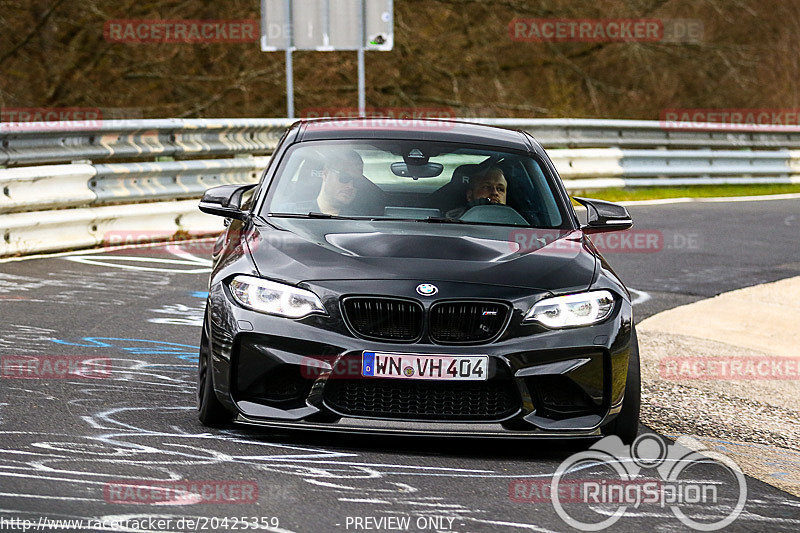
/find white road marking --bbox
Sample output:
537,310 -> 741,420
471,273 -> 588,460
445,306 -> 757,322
64,255 -> 210,274
463,517 -> 560,532
164,244 -> 212,266
338,498 -> 392,504
619,192 -> 800,206
0,237 -> 217,264
629,288 -> 651,306
0,492 -> 100,502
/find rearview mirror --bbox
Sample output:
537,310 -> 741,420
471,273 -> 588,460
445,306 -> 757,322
573,197 -> 633,233
390,162 -> 444,179
198,184 -> 257,219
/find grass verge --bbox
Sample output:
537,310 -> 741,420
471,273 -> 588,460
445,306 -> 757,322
569,184 -> 800,202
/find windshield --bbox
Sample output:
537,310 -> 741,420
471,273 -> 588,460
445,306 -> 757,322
263,140 -> 566,228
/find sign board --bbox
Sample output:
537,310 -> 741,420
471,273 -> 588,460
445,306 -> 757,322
261,0 -> 393,51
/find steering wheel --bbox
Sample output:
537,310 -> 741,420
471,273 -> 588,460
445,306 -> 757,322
460,203 -> 530,225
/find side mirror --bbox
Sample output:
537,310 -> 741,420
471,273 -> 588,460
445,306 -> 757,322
198,184 -> 257,220
573,197 -> 633,234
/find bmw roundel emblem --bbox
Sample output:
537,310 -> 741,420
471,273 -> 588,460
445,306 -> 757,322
416,283 -> 438,296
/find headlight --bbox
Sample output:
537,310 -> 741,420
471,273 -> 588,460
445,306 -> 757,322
228,275 -> 326,319
524,290 -> 615,328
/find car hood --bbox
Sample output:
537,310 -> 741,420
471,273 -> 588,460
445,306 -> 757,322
248,219 -> 597,292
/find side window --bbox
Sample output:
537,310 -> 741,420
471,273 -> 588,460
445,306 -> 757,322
251,127 -> 296,213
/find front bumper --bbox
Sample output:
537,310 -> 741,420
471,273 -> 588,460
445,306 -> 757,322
206,279 -> 634,438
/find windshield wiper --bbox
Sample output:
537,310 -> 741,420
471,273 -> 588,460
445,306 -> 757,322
268,212 -> 528,227
421,216 -> 466,224
268,212 -> 356,220
421,216 -> 533,227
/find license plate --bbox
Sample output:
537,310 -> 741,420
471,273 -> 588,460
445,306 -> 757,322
361,351 -> 488,381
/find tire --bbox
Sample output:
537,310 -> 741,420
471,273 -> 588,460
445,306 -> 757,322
602,327 -> 641,444
197,313 -> 234,426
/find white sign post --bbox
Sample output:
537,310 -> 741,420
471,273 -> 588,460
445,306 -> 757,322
261,0 -> 394,118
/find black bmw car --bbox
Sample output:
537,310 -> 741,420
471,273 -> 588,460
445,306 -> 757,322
197,118 -> 640,442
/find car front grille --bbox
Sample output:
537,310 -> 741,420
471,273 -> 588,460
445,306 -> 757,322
323,378 -> 520,421
342,298 -> 510,344
342,297 -> 423,341
429,301 -> 509,343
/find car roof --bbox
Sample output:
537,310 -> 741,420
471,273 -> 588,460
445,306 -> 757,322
295,118 -> 542,153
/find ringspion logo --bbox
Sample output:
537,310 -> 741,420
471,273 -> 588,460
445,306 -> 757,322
533,434 -> 747,530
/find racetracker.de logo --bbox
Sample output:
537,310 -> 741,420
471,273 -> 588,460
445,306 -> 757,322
103,19 -> 258,44
1,356 -> 111,379
509,18 -> 663,42
660,108 -> 800,131
509,18 -> 703,43
510,478 -> 663,503
104,480 -> 258,505
103,230 -> 217,256
301,107 -> 457,131
101,229 -> 268,257
660,356 -> 800,380
509,229 -> 665,254
1,107 -> 102,131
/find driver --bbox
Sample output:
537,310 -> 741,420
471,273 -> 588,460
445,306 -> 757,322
446,167 -> 507,218
315,150 -> 364,215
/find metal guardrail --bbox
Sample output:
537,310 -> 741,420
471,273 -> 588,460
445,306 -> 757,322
0,157 -> 270,215
2,117 -> 800,258
0,154 -> 271,256
487,118 -> 800,149
0,119 -> 292,167
4,118 -> 800,167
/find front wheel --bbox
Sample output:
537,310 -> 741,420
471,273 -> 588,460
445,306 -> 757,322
197,313 -> 234,427
602,327 -> 641,444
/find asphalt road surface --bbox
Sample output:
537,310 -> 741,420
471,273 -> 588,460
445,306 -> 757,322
0,198 -> 798,532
